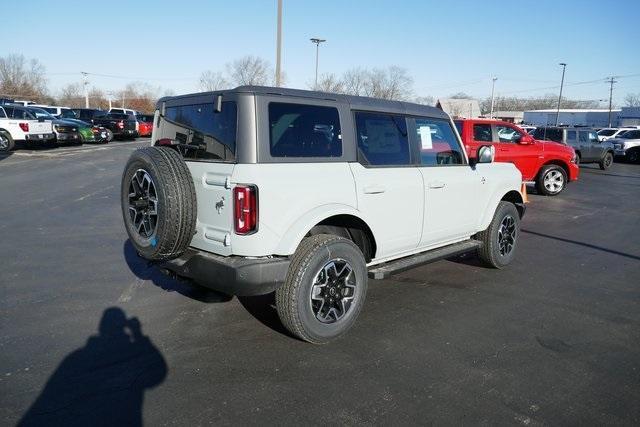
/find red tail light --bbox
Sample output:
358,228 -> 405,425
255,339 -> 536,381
233,185 -> 258,234
19,123 -> 29,132
117,120 -> 125,129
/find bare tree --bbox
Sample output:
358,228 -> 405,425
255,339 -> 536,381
624,93 -> 640,107
363,67 -> 413,100
413,95 -> 435,106
342,68 -> 369,96
479,94 -> 600,114
199,70 -> 229,91
314,73 -> 344,93
449,92 -> 472,99
226,55 -> 272,86
116,82 -> 160,113
57,83 -> 84,107
0,54 -> 48,101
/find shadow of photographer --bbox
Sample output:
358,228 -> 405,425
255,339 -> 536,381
19,307 -> 167,427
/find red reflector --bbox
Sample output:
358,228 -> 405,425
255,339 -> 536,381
19,122 -> 29,132
157,138 -> 174,146
233,185 -> 258,234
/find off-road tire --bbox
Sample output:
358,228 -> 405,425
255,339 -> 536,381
599,152 -> 613,170
276,234 -> 368,344
535,164 -> 567,196
121,146 -> 196,260
476,201 -> 520,269
0,131 -> 15,152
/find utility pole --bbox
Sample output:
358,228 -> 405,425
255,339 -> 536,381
310,38 -> 326,89
606,76 -> 617,127
81,71 -> 89,108
275,0 -> 283,87
555,62 -> 567,126
489,76 -> 497,118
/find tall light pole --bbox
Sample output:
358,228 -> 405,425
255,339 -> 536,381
81,71 -> 89,108
555,62 -> 567,126
606,76 -> 617,127
275,0 -> 283,87
310,38 -> 326,89
489,76 -> 497,118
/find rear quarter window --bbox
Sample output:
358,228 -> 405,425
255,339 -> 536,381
268,102 -> 342,157
165,101 -> 237,161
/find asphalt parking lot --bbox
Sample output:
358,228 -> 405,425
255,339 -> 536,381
1,141 -> 639,425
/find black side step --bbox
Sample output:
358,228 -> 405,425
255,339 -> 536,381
368,240 -> 481,280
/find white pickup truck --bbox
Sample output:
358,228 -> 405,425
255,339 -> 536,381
0,105 -> 55,152
121,86 -> 525,343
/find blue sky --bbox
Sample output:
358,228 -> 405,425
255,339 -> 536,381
4,0 -> 639,104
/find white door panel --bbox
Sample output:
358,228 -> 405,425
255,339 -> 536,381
419,166 -> 486,246
349,163 -> 423,257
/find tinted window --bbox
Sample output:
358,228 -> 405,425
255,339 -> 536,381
473,124 -> 492,142
578,132 -> 588,143
59,109 -> 77,118
42,107 -> 57,114
268,102 -> 342,157
587,131 -> 599,143
165,101 -> 237,161
9,107 -> 36,120
138,115 -> 154,122
598,129 -> 616,136
415,117 -> 464,166
567,130 -> 577,141
111,109 -> 124,114
532,127 -> 563,143
355,112 -> 409,166
454,120 -> 463,135
622,130 -> 640,139
496,125 -> 521,143
0,108 -> 5,119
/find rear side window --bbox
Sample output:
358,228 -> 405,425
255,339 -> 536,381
0,108 -> 6,119
165,101 -> 237,161
567,130 -> 577,141
473,124 -> 492,142
415,117 -> 464,166
268,103 -> 342,157
578,132 -> 588,143
355,112 -> 410,166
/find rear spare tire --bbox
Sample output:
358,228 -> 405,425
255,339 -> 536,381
121,146 -> 196,260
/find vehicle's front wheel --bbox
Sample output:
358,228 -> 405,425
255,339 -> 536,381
0,131 -> 15,152
476,201 -> 520,269
276,234 -> 368,344
536,165 -> 567,196
599,152 -> 613,170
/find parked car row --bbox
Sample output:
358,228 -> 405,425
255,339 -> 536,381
0,99 -> 155,152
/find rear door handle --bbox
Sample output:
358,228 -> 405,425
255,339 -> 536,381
363,185 -> 386,194
428,181 -> 446,189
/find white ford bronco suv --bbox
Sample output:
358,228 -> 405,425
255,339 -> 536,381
121,86 -> 525,343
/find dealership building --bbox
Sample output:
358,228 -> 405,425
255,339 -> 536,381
522,109 -> 622,127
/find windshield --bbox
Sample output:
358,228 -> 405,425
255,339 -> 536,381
27,108 -> 56,119
532,127 -> 563,143
597,129 -> 617,136
59,109 -> 77,119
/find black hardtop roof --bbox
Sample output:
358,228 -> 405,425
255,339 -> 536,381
158,85 -> 449,119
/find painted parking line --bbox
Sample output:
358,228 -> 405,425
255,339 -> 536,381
9,139 -> 150,158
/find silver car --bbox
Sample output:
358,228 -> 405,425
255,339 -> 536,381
609,129 -> 640,163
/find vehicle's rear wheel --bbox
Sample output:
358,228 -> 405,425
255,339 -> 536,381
476,201 -> 520,269
121,146 -> 196,261
276,234 -> 368,344
0,131 -> 15,152
574,152 -> 580,165
536,165 -> 567,196
599,152 -> 613,170
627,149 -> 640,164
106,129 -> 114,143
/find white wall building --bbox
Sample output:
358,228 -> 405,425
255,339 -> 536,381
523,109 -> 621,127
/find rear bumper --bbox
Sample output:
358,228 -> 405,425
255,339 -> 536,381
56,132 -> 80,142
158,248 -> 290,296
24,133 -> 55,141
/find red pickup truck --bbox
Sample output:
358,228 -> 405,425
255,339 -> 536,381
455,119 -> 579,196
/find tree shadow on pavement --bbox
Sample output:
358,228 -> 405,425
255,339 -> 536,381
18,307 -> 167,427
123,239 -> 232,303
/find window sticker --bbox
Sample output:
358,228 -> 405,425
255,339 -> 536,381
418,125 -> 433,150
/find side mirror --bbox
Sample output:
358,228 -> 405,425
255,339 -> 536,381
518,134 -> 534,144
477,145 -> 495,163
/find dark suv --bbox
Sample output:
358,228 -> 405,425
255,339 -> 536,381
531,127 -> 614,170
